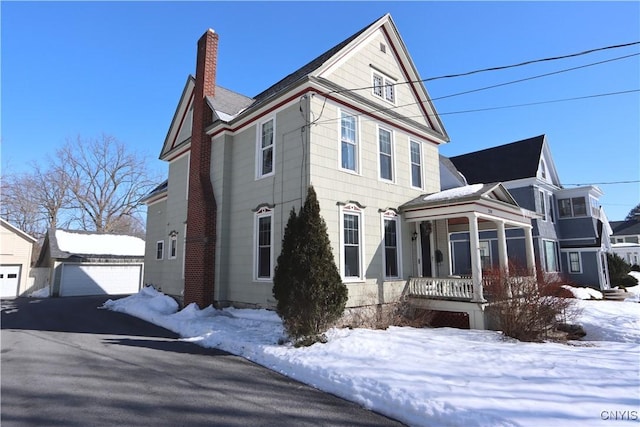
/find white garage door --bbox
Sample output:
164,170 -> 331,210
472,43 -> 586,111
0,265 -> 21,298
60,264 -> 142,297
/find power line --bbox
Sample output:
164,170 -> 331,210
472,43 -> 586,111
563,180 -> 640,186
424,41 -> 640,81
432,53 -> 639,101
312,88 -> 639,126
437,89 -> 640,116
322,41 -> 640,96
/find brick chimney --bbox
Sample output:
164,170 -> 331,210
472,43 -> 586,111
184,29 -> 218,308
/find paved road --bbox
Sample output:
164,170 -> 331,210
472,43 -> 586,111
1,296 -> 404,427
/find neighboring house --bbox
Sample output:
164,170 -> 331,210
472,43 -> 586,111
609,219 -> 640,266
0,218 -> 36,298
449,135 -> 612,290
35,229 -> 145,297
144,14 -> 538,329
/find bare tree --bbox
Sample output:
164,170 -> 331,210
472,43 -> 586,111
1,172 -> 46,239
57,134 -> 156,235
1,133 -> 157,239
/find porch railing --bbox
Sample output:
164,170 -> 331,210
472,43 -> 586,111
408,276 -> 474,300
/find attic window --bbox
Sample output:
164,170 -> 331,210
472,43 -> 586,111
372,71 -> 396,104
380,43 -> 386,53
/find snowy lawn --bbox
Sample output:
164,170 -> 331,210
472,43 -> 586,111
103,287 -> 639,427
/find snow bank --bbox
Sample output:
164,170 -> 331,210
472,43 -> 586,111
28,286 -> 50,298
103,289 -> 640,427
55,229 -> 145,256
561,285 -> 603,300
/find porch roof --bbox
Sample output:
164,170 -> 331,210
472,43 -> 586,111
399,183 -> 537,227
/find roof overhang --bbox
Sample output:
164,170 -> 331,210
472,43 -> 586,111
400,183 -> 537,228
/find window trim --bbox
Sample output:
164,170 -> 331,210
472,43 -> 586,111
558,196 -> 588,218
339,109 -> 360,174
371,70 -> 396,104
156,240 -> 164,260
568,252 -> 582,274
377,126 -> 395,182
381,210 -> 402,279
538,190 -> 547,221
256,117 -> 276,179
168,235 -> 177,260
254,207 -> 274,281
340,204 -> 365,282
543,239 -> 559,273
409,140 -> 423,190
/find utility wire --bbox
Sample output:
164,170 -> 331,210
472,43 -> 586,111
312,88 -> 639,126
437,89 -> 640,116
432,53 -> 640,101
425,41 -> 640,81
563,180 -> 640,186
322,41 -> 640,95
310,53 -> 638,126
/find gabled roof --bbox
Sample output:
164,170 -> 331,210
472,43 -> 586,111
400,183 -> 519,211
38,229 -> 145,262
0,218 -> 37,243
610,220 -> 640,236
250,15 -> 374,105
141,180 -> 168,205
206,86 -> 253,120
450,135 -> 547,184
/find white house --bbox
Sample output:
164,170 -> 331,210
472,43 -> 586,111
0,218 -> 36,298
143,14 -> 537,329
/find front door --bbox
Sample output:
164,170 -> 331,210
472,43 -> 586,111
420,222 -> 432,277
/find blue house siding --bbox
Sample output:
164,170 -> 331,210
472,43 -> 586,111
450,229 -> 527,275
560,250 -> 602,289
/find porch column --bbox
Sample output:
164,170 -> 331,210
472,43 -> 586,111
524,226 -> 536,275
496,220 -> 509,274
414,222 -> 421,277
468,213 -> 485,302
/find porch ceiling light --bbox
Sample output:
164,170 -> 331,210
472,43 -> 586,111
411,231 -> 418,241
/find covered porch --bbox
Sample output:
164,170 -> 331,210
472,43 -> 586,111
399,183 -> 538,329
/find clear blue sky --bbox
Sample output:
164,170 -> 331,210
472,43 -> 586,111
2,1 -> 639,220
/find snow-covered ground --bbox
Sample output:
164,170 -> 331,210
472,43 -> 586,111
103,286 -> 640,427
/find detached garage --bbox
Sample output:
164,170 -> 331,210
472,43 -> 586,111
0,219 -> 36,299
36,229 -> 145,297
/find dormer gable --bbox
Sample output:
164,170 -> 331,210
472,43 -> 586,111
313,14 -> 448,144
537,138 -> 561,187
159,76 -> 195,161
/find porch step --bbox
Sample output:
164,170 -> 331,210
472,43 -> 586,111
602,289 -> 634,301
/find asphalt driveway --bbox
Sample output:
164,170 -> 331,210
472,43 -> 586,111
1,296 -> 404,426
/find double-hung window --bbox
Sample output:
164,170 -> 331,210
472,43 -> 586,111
539,190 -> 547,221
341,204 -> 364,280
169,235 -> 177,259
382,211 -> 401,278
378,127 -> 393,181
254,207 -> 273,280
156,241 -> 164,260
257,118 -> 275,178
569,252 -> 582,273
410,140 -> 422,189
543,240 -> 559,272
340,112 -> 358,172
